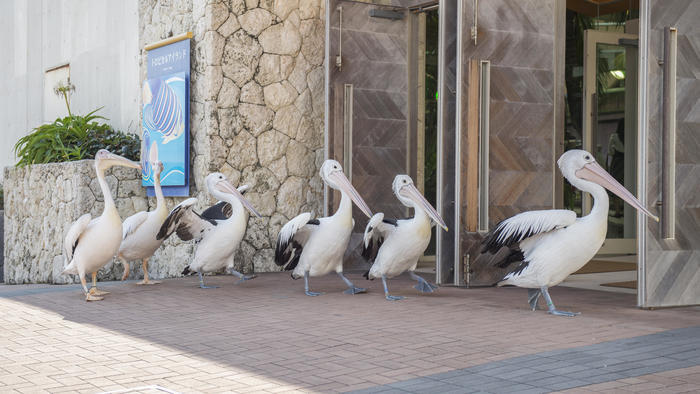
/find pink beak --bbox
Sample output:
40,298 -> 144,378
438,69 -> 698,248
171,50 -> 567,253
215,180 -> 262,218
576,161 -> 659,222
400,183 -> 448,231
329,171 -> 373,218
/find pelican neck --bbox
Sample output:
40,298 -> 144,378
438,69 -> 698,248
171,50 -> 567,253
95,166 -> 116,213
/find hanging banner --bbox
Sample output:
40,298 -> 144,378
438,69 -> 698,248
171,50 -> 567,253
142,32 -> 192,197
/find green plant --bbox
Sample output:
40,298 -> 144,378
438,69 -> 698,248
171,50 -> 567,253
13,81 -> 140,166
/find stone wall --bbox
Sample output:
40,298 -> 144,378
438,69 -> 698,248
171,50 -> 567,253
3,161 -> 146,284
140,0 -> 326,275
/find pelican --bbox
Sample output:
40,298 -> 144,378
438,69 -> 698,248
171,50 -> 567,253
156,173 -> 261,288
362,175 -> 448,300
117,155 -> 167,285
275,160 -> 373,296
62,149 -> 142,301
481,149 -> 658,316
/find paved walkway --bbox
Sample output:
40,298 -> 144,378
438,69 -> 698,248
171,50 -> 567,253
1,272 -> 699,393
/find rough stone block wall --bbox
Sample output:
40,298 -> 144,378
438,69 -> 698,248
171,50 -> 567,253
140,0 -> 326,275
3,161 -> 145,284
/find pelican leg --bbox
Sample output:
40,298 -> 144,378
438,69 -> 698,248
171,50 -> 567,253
382,275 -> 404,301
409,271 -> 438,293
118,254 -> 130,281
540,286 -> 579,317
338,272 -> 366,295
80,272 -> 103,301
198,272 -> 219,289
230,268 -> 257,284
137,258 -> 161,285
528,289 -> 541,311
89,272 -> 110,296
304,271 -> 322,296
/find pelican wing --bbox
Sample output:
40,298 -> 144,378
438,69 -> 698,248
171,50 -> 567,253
122,211 -> 149,240
361,213 -> 398,264
199,185 -> 250,221
481,209 -> 576,254
64,213 -> 92,263
274,212 -> 320,271
201,201 -> 232,221
157,198 -> 215,242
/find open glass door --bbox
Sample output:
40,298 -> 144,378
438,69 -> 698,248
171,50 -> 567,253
583,30 -> 638,254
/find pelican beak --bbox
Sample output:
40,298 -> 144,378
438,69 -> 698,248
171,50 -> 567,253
329,171 -> 373,218
106,152 -> 141,170
152,160 -> 164,175
400,184 -> 448,231
216,180 -> 262,218
576,161 -> 659,222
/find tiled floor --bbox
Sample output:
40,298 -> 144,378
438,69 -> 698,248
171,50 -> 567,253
0,271 -> 699,393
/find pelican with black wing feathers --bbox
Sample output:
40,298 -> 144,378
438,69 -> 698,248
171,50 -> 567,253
61,149 -> 142,301
156,173 -> 261,288
481,149 -> 658,316
362,175 -> 448,300
275,160 -> 373,296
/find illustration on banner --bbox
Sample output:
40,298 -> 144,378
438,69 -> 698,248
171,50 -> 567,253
141,72 -> 187,186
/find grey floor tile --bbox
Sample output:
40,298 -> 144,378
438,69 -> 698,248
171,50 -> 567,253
350,326 -> 700,394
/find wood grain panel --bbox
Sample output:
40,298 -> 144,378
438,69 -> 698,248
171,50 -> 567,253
642,0 -> 700,307
458,0 -> 557,286
328,1 -> 409,268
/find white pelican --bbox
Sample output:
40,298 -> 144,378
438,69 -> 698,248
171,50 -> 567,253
117,158 -> 167,285
156,173 -> 261,288
62,149 -> 142,301
481,149 -> 658,316
275,160 -> 373,296
362,175 -> 448,300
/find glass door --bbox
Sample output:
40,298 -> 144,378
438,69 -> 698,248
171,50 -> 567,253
583,30 -> 638,254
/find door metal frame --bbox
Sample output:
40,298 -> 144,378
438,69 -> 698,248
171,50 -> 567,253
582,29 -> 638,254
435,0 -> 447,284
636,0 -> 649,308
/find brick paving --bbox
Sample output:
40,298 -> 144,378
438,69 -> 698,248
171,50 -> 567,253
0,271 -> 699,393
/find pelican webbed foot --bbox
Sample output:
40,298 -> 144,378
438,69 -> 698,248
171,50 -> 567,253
343,287 -> 367,295
409,271 -> 437,293
89,287 -> 110,296
382,275 -> 405,301
230,269 -> 257,284
548,310 -> 580,317
528,288 -> 542,311
198,272 -> 219,289
137,260 -> 160,285
337,272 -> 366,295
540,286 -> 579,317
137,279 -> 161,285
235,275 -> 257,284
85,293 -> 104,302
89,272 -> 109,295
303,271 -> 322,296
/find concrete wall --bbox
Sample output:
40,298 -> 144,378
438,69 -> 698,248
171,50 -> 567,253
0,0 -> 140,182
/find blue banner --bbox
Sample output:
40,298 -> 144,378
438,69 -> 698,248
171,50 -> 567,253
143,37 -> 190,197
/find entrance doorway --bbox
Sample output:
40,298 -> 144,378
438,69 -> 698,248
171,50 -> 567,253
562,1 -> 640,293
416,7 -> 439,267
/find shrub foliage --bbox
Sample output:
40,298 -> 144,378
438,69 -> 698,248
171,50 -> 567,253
14,108 -> 140,167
